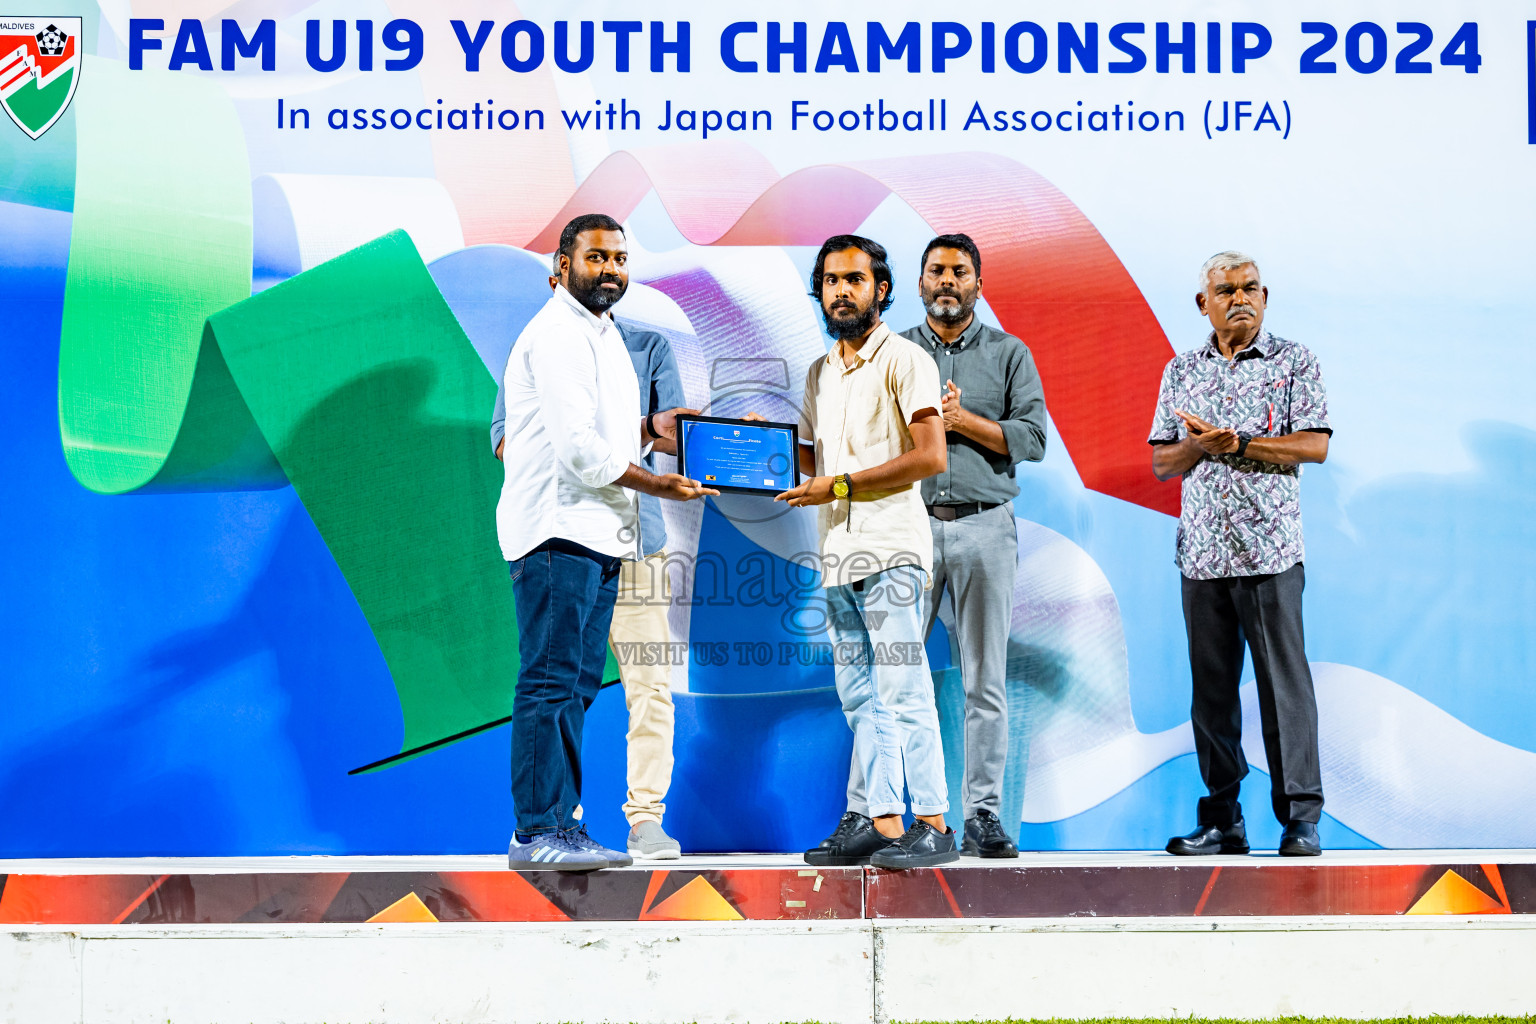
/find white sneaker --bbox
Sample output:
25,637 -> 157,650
627,820 -> 682,860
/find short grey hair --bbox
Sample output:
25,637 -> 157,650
1198,251 -> 1260,294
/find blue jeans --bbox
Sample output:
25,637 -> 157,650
509,539 -> 621,836
826,565 -> 949,818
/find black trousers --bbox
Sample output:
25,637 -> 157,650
1181,562 -> 1324,827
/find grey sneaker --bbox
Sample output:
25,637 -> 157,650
507,831 -> 608,872
564,824 -> 633,868
627,820 -> 682,860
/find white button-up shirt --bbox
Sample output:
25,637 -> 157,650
497,286 -> 642,562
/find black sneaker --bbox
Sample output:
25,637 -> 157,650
961,809 -> 1019,858
869,820 -> 959,870
804,812 -> 896,866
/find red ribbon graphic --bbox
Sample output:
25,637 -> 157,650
511,142 -> 1179,516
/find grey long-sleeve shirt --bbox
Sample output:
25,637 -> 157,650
901,318 -> 1047,506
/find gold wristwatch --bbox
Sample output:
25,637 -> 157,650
832,474 -> 851,498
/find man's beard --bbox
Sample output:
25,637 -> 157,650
923,290 -> 975,324
822,300 -> 878,340
568,271 -> 627,311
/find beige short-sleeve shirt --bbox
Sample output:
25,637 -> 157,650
799,323 -> 943,589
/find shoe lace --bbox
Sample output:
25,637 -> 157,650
897,820 -> 934,848
532,831 -> 586,853
560,825 -> 598,850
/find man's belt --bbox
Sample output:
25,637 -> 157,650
926,501 -> 1003,522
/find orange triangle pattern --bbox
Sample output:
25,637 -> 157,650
367,891 -> 439,923
639,870 -> 669,916
639,876 -> 744,922
1483,864 -> 1511,908
1406,870 -> 1508,915
438,871 -> 571,922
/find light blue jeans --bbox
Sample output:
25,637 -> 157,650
826,565 -> 949,818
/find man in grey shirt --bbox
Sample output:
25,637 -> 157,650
846,233 -> 1047,857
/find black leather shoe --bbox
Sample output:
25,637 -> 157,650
1165,818 -> 1250,855
962,810 -> 1019,858
805,812 -> 895,866
1278,821 -> 1322,856
870,820 -> 959,869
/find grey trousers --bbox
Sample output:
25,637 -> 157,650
847,501 -> 1016,818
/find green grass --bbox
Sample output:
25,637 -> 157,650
152,1017 -> 1536,1024
891,1018 -> 1536,1024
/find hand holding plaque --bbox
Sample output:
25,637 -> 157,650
676,415 -> 801,497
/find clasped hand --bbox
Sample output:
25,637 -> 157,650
941,379 -> 966,431
1175,410 -> 1240,455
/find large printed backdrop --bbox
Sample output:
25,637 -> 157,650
2,2 -> 1534,855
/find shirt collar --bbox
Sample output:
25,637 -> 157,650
554,284 -> 614,333
827,321 -> 893,368
918,314 -> 984,351
1201,327 -> 1272,361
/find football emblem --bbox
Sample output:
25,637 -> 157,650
35,23 -> 66,56
1,17 -> 82,139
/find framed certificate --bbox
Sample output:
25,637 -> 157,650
676,415 -> 801,496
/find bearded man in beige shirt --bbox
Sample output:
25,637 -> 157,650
777,234 -> 957,870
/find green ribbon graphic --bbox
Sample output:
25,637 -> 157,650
57,59 -> 522,771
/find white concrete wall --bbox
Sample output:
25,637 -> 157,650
876,917 -> 1536,1022
3,917 -> 1534,1024
1,923 -> 873,1024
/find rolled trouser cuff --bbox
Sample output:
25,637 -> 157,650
866,801 -> 908,818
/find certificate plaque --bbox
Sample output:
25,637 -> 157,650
676,415 -> 801,496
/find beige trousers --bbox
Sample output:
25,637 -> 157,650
607,550 -> 676,825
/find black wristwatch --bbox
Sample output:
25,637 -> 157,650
1235,433 -> 1253,459
645,412 -> 659,441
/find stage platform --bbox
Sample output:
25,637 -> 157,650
3,849 -> 1535,923
5,851 -> 1536,1023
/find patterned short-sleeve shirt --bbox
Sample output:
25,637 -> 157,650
1148,330 -> 1331,580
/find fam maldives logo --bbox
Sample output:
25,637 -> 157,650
1,16 -> 81,140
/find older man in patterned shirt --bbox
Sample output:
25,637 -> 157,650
1149,251 -> 1331,858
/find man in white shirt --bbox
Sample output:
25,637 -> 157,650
492,271 -> 692,863
498,214 -> 715,871
778,234 -> 958,870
